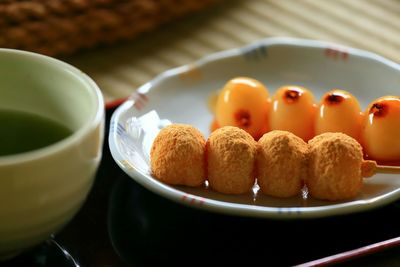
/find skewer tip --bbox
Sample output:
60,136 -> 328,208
361,160 -> 377,178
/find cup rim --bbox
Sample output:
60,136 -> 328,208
0,48 -> 104,165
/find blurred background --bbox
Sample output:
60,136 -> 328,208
1,1 -> 400,266
1,0 -> 399,103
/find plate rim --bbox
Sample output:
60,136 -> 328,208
108,37 -> 400,219
135,36 -> 400,97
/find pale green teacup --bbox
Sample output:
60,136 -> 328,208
0,49 -> 104,259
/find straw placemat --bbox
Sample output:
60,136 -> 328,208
65,0 -> 400,103
0,0 -> 218,56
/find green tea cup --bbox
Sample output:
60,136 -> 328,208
0,49 -> 104,259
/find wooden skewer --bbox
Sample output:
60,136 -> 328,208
375,164 -> 400,174
362,160 -> 400,178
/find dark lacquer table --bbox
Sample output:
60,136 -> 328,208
1,107 -> 400,267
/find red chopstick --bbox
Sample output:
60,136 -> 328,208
294,236 -> 400,267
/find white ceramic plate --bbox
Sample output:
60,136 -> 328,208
109,37 -> 400,219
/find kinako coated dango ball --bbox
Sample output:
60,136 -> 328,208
315,89 -> 363,143
206,126 -> 257,194
256,130 -> 308,198
306,132 -> 365,201
150,124 -> 206,187
269,85 -> 316,142
215,77 -> 270,140
362,96 -> 400,162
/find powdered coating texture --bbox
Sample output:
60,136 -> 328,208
256,130 -> 308,197
207,126 -> 257,194
307,132 -> 363,201
150,124 -> 206,186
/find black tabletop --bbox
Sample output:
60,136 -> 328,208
2,107 -> 400,267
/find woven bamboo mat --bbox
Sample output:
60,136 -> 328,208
65,0 -> 400,103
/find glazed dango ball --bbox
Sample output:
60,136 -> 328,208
215,77 -> 269,139
315,89 -> 363,143
362,96 -> 400,162
269,85 -> 316,141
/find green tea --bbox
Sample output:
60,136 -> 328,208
0,109 -> 72,156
